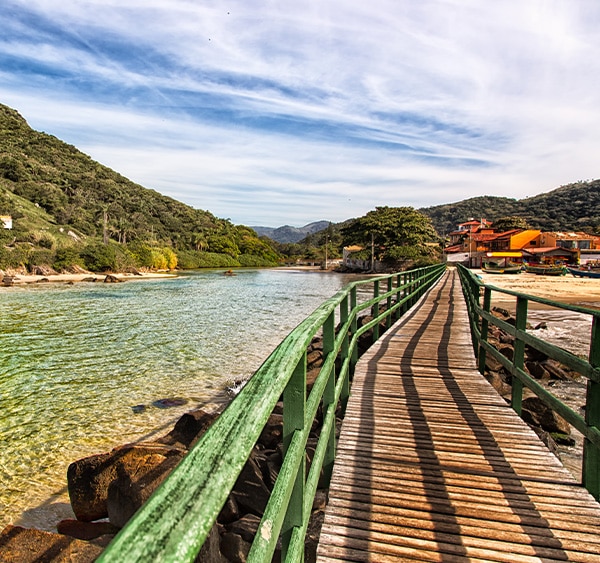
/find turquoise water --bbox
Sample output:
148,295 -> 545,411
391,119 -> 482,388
0,269 -> 361,530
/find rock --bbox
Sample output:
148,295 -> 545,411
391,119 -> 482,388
306,349 -> 323,369
157,408 -> 220,449
492,306 -> 511,318
67,444 -> 184,523
544,360 -> 579,381
227,514 -> 261,543
499,345 -> 514,362
264,451 -> 282,489
218,496 -> 240,525
0,525 -> 105,562
152,397 -> 188,409
196,524 -> 228,563
67,452 -> 115,522
522,397 -> 571,435
31,265 -> 58,276
258,414 -> 283,450
106,446 -> 185,528
56,519 -> 119,541
220,532 -> 251,563
525,346 -> 548,363
525,361 -> 550,380
103,274 -> 122,283
231,453 -> 271,516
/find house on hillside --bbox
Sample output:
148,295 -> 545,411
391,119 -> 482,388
447,219 -> 493,246
445,225 -> 541,268
1,215 -> 12,229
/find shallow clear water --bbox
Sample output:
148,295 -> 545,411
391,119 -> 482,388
0,269 -> 361,530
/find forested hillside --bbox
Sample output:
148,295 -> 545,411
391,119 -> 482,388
0,103 -> 280,272
420,180 -> 600,235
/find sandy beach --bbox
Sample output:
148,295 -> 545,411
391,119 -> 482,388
471,268 -> 600,309
1,271 -> 177,285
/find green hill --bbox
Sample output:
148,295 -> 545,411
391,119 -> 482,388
420,180 -> 600,236
0,103 -> 280,272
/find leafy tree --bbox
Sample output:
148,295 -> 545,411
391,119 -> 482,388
492,216 -> 529,232
341,206 -> 441,264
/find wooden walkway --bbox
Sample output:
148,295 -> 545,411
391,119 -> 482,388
316,270 -> 600,562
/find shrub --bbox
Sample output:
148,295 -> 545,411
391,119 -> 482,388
53,246 -> 83,271
80,242 -> 117,272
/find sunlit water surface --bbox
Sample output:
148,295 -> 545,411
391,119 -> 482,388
0,269 -> 363,530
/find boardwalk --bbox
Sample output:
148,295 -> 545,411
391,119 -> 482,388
316,270 -> 600,562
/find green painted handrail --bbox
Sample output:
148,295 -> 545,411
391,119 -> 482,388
456,263 -> 600,499
97,263 -> 446,562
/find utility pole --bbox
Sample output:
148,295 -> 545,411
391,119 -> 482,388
370,232 -> 375,272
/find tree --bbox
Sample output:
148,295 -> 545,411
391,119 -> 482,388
492,216 -> 529,232
341,206 -> 441,264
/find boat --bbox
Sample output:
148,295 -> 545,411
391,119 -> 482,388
524,264 -> 567,276
482,262 -> 522,274
567,267 -> 600,279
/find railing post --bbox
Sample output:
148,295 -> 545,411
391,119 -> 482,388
511,296 -> 528,415
372,279 -> 380,342
322,311 -> 336,484
477,287 -> 491,374
340,295 -> 350,409
386,277 -> 393,329
281,352 -> 307,559
395,273 -> 403,321
583,317 -> 600,499
350,286 -> 358,375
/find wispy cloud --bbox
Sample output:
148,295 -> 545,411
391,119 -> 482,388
1,0 -> 599,226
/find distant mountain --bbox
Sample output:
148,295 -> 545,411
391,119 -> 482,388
252,221 -> 330,243
420,180 -> 600,236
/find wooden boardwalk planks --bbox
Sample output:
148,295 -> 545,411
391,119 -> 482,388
316,270 -> 600,562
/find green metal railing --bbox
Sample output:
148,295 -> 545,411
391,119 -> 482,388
98,263 -> 446,562
457,263 -> 600,499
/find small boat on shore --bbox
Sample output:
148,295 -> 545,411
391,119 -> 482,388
524,264 -> 567,276
482,262 -> 522,274
567,267 -> 600,279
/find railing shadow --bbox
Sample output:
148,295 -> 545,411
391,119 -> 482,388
348,270 -> 568,559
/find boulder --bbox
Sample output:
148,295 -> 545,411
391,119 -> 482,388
67,452 -> 114,522
218,496 -> 240,525
103,274 -> 122,283
196,524 -> 228,563
220,532 -> 251,563
231,453 -> 271,516
258,414 -> 283,450
0,525 -> 105,562
157,407 -> 220,449
67,444 -> 184,522
106,446 -> 185,528
522,397 -> 571,435
227,514 -> 261,543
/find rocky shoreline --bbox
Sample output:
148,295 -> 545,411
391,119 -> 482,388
0,306 -> 384,563
0,301 -> 587,562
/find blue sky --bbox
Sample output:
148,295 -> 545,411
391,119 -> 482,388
1,1 -> 599,227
